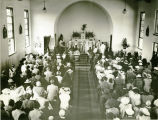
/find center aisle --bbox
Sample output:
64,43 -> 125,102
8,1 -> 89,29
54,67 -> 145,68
71,58 -> 104,120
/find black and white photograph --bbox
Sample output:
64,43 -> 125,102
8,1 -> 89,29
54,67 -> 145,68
0,0 -> 158,120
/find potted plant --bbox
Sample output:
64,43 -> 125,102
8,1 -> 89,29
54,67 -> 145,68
72,32 -> 81,38
86,32 -> 95,39
122,38 -> 130,49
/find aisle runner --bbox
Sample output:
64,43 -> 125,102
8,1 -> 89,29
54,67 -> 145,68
72,65 -> 104,120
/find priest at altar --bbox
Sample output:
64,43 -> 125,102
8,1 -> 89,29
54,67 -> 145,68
66,37 -> 106,55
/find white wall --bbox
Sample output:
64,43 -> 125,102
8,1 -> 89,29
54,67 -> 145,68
0,0 -> 31,70
136,0 -> 158,61
56,1 -> 113,42
31,0 -> 138,53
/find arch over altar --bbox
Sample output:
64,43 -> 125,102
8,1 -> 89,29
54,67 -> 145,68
54,1 -> 113,45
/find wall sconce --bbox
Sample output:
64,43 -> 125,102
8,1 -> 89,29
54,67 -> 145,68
3,25 -> 7,39
123,0 -> 127,14
43,0 -> 47,13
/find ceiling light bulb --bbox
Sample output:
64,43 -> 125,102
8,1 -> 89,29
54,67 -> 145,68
123,8 -> 127,14
43,7 -> 47,12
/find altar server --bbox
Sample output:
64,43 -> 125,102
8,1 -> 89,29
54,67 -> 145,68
96,40 -> 101,51
100,42 -> 106,55
67,39 -> 73,49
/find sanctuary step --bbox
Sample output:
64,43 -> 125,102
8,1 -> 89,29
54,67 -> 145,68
75,54 -> 90,67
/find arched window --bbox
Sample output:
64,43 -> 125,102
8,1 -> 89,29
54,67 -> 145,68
6,7 -> 15,55
24,10 -> 30,47
138,12 -> 145,50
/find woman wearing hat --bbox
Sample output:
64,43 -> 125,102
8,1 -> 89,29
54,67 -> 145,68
8,78 -> 16,90
33,81 -> 46,99
136,107 -> 150,120
143,73 -> 152,93
133,74 -> 144,92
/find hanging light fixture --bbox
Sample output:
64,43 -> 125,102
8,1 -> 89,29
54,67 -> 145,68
43,0 -> 47,13
123,0 -> 127,14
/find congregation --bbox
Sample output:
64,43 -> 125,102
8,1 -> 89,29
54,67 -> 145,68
1,37 -> 158,120
0,46 -> 74,120
93,47 -> 158,119
1,0 -> 158,119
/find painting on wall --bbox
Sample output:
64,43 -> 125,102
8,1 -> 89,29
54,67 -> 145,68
154,10 -> 158,35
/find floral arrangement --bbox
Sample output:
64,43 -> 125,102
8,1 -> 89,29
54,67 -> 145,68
86,32 -> 95,38
72,32 -> 81,38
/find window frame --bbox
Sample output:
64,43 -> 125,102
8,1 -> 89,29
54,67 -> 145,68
24,9 -> 30,48
138,11 -> 146,50
6,7 -> 16,56
154,10 -> 158,35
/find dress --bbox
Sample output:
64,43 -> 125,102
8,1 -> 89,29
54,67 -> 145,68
29,109 -> 43,120
47,84 -> 58,101
144,78 -> 152,93
96,41 -> 101,51
44,70 -> 52,82
100,43 -> 106,55
85,40 -> 89,54
12,109 -> 25,120
33,86 -> 46,98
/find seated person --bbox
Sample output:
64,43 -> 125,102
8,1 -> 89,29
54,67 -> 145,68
44,67 -> 52,82
47,79 -> 58,102
33,81 -> 46,99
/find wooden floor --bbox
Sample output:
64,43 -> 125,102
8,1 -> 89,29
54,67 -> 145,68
71,63 -> 104,120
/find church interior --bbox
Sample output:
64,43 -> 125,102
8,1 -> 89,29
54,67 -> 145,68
0,0 -> 158,120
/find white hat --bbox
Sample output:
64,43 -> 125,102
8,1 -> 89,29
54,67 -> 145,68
117,66 -> 122,70
154,99 -> 158,107
132,87 -> 138,90
146,100 -> 151,106
125,107 -> 134,116
24,79 -> 31,83
56,54 -> 61,58
135,66 -> 140,69
36,81 -> 41,87
34,65 -> 37,68
8,79 -> 14,83
59,109 -> 66,119
2,88 -> 11,94
106,58 -> 109,61
48,116 -> 54,120
113,118 -> 120,120
138,60 -> 142,63
116,57 -> 121,61
56,53 -> 60,56
136,74 -> 141,78
140,108 -> 150,116
107,66 -> 112,70
154,67 -> 158,71
139,63 -> 143,66
120,97 -> 130,105
102,55 -> 105,59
